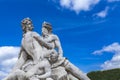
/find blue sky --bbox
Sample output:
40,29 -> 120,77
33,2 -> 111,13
0,0 -> 120,79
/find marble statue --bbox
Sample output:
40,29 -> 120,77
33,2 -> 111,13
3,18 -> 91,80
34,21 -> 90,80
3,18 -> 53,80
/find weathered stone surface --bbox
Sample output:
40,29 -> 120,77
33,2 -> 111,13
3,18 -> 90,80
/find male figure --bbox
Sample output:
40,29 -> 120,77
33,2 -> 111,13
13,17 -> 44,71
4,58 -> 53,80
49,50 -> 69,80
21,17 -> 44,64
4,18 -> 53,80
34,22 -> 90,80
25,58 -> 53,80
19,18 -> 53,80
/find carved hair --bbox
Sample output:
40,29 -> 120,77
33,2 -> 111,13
42,21 -> 52,33
21,17 -> 34,33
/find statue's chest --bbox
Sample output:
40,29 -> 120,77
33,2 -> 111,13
43,36 -> 53,43
24,32 -> 33,39
22,32 -> 33,42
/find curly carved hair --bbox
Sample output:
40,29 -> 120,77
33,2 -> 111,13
21,17 -> 34,33
42,21 -> 52,33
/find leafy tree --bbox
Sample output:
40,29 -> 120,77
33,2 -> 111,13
87,68 -> 120,80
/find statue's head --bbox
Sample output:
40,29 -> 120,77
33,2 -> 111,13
49,50 -> 58,63
42,21 -> 52,36
21,17 -> 34,33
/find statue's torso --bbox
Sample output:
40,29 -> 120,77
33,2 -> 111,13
22,31 -> 42,50
43,34 -> 56,50
22,31 -> 35,50
21,31 -> 43,62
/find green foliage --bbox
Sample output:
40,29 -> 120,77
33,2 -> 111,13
87,68 -> 120,80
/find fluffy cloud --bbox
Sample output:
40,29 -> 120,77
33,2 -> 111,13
0,46 -> 20,79
1,57 -> 18,67
0,46 -> 20,60
101,54 -> 120,70
93,42 -> 120,70
58,0 -> 100,14
95,6 -> 109,18
0,71 -> 8,80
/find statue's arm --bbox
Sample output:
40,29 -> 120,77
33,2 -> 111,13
12,47 -> 27,71
53,35 -> 63,57
33,36 -> 54,49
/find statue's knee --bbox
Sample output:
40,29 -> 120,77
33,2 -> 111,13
65,63 -> 73,71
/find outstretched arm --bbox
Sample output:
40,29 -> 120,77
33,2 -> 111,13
33,36 -> 54,49
53,35 -> 63,57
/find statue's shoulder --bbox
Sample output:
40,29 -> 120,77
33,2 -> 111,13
50,34 -> 59,40
32,31 -> 40,36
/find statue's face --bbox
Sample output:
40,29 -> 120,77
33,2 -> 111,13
26,24 -> 32,29
50,52 -> 58,62
42,27 -> 49,36
22,20 -> 33,31
25,20 -> 32,28
25,23 -> 33,31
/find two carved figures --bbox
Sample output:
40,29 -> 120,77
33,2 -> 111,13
4,18 -> 90,80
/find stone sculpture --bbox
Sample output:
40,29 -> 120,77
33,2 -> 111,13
3,18 -> 91,80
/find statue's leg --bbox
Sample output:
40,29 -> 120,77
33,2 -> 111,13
25,63 -> 40,79
3,71 -> 18,80
15,69 -> 26,80
64,60 -> 90,80
68,73 -> 78,80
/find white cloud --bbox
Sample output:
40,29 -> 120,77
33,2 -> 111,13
0,46 -> 20,60
0,71 -> 8,80
1,57 -> 18,67
0,46 -> 20,79
93,42 -> 120,70
101,54 -> 120,70
60,0 -> 71,8
95,6 -> 109,18
93,42 -> 120,55
58,0 -> 100,14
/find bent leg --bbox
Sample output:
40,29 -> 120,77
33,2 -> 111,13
3,69 -> 24,80
64,60 -> 90,80
15,69 -> 26,80
3,73 -> 17,80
